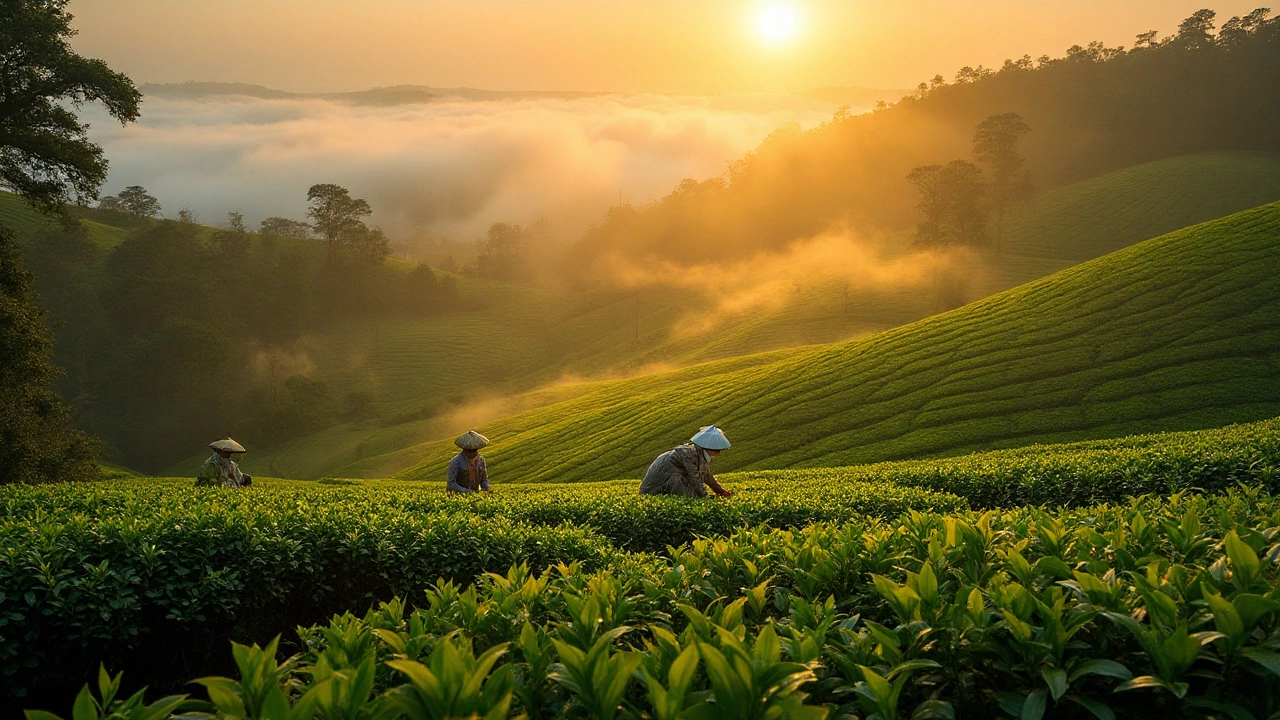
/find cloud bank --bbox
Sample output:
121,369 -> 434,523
81,93 -> 841,242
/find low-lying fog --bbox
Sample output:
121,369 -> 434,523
81,91 -> 844,242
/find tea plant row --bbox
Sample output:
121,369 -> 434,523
31,488 -> 1280,719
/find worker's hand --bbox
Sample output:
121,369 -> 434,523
717,488 -> 732,499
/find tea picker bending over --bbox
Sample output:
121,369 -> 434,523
196,438 -> 253,488
639,425 -> 732,498
448,430 -> 491,493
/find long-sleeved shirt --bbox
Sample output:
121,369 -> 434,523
639,444 -> 713,497
447,451 -> 489,493
196,454 -> 246,487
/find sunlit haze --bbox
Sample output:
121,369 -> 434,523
68,0 -> 1266,237
69,1 -> 1263,94
758,4 -> 799,43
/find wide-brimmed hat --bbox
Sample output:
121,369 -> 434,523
455,430 -> 490,450
690,425 -> 731,450
208,438 -> 247,453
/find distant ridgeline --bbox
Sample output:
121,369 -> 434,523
3,196 -> 457,472
138,82 -> 608,106
576,12 -> 1280,264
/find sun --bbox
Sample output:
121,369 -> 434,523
758,4 -> 798,42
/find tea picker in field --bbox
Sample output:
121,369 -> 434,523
196,438 -> 253,488
639,425 -> 733,498
448,430 -> 491,493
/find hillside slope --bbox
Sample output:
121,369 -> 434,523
0,192 -> 128,249
316,155 -> 1280,479
396,201 -> 1280,483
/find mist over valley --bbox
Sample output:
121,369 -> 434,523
81,85 -> 852,244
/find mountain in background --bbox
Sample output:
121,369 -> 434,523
141,82 -> 613,105
140,81 -> 909,108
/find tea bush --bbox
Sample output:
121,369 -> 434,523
747,416 -> 1280,508
28,489 -> 1280,719
0,484 -> 616,701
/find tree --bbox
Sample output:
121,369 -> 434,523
226,211 -> 247,234
0,0 -> 141,213
100,185 -> 160,217
97,194 -> 126,212
0,0 -> 139,483
940,160 -> 988,246
1220,8 -> 1274,47
972,113 -> 1033,249
306,183 -> 371,257
470,222 -> 531,282
906,165 -> 947,247
343,223 -> 390,264
1132,30 -> 1162,49
259,216 -> 312,238
906,161 -> 988,248
0,229 -> 100,483
1176,9 -> 1217,49
215,211 -> 250,254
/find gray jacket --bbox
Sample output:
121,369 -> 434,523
639,444 -> 712,497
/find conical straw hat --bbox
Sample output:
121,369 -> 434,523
208,438 -> 247,453
690,425 -> 730,450
455,430 -> 490,450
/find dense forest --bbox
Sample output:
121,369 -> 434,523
576,9 -> 1280,265
19,210 -> 456,471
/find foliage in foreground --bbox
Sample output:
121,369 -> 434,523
0,475 -> 955,700
28,489 -> 1280,719
6,417 -> 1277,702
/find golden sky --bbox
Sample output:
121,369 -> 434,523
70,1 -> 1264,93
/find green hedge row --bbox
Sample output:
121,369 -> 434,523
0,483 -> 615,702
27,489 -> 1280,720
0,476 -> 959,703
769,416 -> 1280,507
406,476 -> 966,551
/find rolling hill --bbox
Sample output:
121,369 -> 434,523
394,201 -> 1280,484
0,193 -> 129,250
7,155 -> 1280,479
251,154 -> 1280,479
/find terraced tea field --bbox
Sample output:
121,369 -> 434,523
9,418 -> 1280,718
393,201 -> 1280,484
278,154 -> 1280,480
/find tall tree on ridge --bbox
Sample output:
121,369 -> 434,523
972,113 -> 1032,251
1176,9 -> 1218,49
306,183 -> 372,259
115,185 -> 162,217
0,0 -> 141,483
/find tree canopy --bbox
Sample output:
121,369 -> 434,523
0,0 -> 141,482
99,185 -> 161,217
0,0 -> 141,213
573,8 -> 1280,268
306,183 -> 372,253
